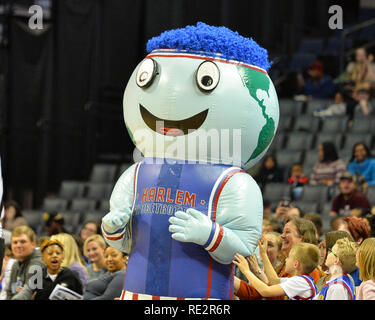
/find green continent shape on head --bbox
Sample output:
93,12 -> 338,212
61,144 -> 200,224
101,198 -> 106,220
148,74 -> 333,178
237,66 -> 275,165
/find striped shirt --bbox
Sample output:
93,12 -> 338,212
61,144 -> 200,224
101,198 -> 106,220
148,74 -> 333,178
309,159 -> 346,185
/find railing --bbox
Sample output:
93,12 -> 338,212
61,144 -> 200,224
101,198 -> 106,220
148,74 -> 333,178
340,17 -> 375,73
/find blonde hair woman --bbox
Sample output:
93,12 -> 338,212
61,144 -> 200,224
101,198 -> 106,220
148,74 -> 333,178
50,233 -> 88,286
84,234 -> 107,281
356,237 -> 375,300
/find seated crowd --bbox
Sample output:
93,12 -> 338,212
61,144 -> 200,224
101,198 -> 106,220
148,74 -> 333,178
0,209 -> 128,300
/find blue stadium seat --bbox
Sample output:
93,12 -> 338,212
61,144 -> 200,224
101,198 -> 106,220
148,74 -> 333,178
298,38 -> 324,54
289,53 -> 316,72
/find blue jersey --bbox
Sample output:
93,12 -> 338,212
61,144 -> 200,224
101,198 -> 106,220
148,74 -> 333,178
317,275 -> 355,300
122,158 -> 245,299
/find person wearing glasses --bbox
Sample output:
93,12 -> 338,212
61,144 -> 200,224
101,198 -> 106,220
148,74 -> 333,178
314,238 -> 357,300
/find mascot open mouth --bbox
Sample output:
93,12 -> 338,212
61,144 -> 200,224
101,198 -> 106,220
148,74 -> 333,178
140,104 -> 209,136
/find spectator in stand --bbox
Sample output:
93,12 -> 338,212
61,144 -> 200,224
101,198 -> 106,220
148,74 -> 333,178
254,155 -> 284,190
84,234 -> 107,281
310,142 -> 346,186
330,172 -> 371,217
246,232 -> 283,285
288,164 -> 309,200
297,61 -> 336,100
317,230 -> 354,281
274,200 -> 304,224
43,212 -> 67,236
234,217 -> 320,300
13,239 -> 83,300
6,226 -> 44,300
50,233 -> 88,287
314,238 -> 357,300
356,237 -> 375,300
84,246 -> 128,300
0,245 -> 16,300
344,47 -> 375,92
347,142 -> 375,191
340,216 -> 370,246
313,91 -> 347,117
77,221 -> 100,265
336,216 -> 370,287
2,201 -> 27,232
353,87 -> 374,117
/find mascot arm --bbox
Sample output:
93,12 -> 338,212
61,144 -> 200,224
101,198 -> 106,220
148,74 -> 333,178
169,172 -> 263,264
210,173 -> 263,264
101,164 -> 137,252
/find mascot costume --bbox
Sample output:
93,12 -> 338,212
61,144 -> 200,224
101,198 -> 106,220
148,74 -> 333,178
101,22 -> 279,300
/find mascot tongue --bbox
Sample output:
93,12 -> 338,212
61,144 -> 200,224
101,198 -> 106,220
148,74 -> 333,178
160,127 -> 184,136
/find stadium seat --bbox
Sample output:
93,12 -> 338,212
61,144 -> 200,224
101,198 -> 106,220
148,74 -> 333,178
293,115 -> 321,133
314,133 -> 343,150
289,53 -> 316,72
298,38 -> 325,54
342,133 -> 373,151
81,211 -> 106,226
42,198 -> 69,212
279,99 -> 302,117
321,202 -> 333,217
275,150 -> 303,168
70,198 -> 97,212
89,164 -> 117,183
268,133 -> 285,152
366,186 -> 375,207
263,183 -> 292,205
86,183 -> 113,200
285,132 -> 314,151
305,100 -> 333,115
59,211 -> 82,234
350,116 -> 375,134
325,37 -> 352,55
320,116 -> 348,133
339,149 -> 352,165
292,201 -> 320,214
59,181 -> 86,200
23,210 -> 44,234
299,184 -> 329,203
99,199 -> 110,212
303,149 -> 319,170
277,115 -> 294,132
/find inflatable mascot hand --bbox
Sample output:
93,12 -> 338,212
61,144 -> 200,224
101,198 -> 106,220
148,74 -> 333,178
101,22 -> 279,300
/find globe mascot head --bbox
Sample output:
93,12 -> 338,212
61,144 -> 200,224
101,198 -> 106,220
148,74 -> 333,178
123,22 -> 279,170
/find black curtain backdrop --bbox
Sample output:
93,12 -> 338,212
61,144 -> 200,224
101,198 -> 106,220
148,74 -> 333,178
2,0 -> 360,208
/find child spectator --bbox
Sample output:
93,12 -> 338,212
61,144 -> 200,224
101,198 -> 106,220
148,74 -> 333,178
314,238 -> 356,300
84,246 -> 127,300
356,237 -> 375,300
84,234 -> 107,281
234,242 -> 319,300
310,142 -> 346,186
50,233 -> 88,287
234,217 -> 320,300
28,239 -> 82,300
247,232 -> 282,284
288,164 -> 309,200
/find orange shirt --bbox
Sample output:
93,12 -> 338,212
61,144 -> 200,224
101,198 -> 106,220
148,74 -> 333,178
236,267 -> 321,300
